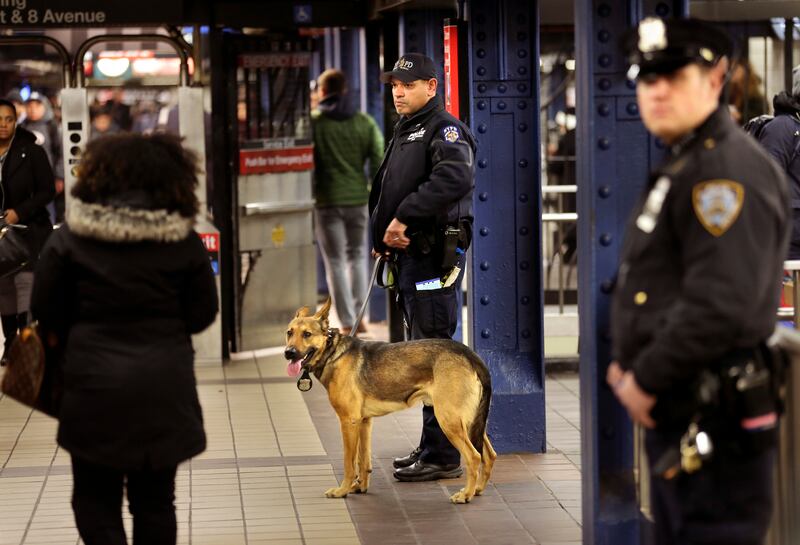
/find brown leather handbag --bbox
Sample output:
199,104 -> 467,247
0,323 -> 61,417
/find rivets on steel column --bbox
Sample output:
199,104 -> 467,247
517,83 -> 527,93
477,100 -> 487,110
519,226 -> 529,235
518,100 -> 527,110
598,103 -> 610,116
626,102 -> 639,115
518,123 -> 528,132
479,227 -> 490,236
655,2 -> 670,16
597,3 -> 611,17
598,137 -> 611,150
598,54 -> 611,67
521,329 -> 531,339
480,296 -> 490,305
518,49 -> 527,59
598,30 -> 610,43
519,194 -> 529,203
519,159 -> 528,168
478,83 -> 487,93
476,14 -> 486,24
599,234 -> 613,246
478,123 -> 488,133
498,101 -> 507,110
519,261 -> 530,271
517,31 -> 527,41
521,296 -> 530,305
599,78 -> 611,91
599,186 -> 612,198
518,66 -> 528,76
626,79 -> 636,90
479,192 -> 489,202
600,279 -> 614,294
477,49 -> 486,58
477,66 -> 487,76
480,261 -> 490,271
476,32 -> 486,42
498,83 -> 507,93
481,329 -> 491,339
478,159 -> 488,168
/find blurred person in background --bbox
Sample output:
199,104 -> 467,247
311,69 -> 384,334
31,133 -> 218,545
729,59 -> 767,124
0,98 -> 55,365
21,91 -> 65,223
4,90 -> 26,124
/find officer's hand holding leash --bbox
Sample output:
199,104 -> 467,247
607,361 -> 657,429
383,218 -> 410,250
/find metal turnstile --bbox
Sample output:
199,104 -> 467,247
61,34 -> 222,364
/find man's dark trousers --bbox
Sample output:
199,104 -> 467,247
397,251 -> 465,466
646,429 -> 774,545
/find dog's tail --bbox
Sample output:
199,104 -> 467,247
468,353 -> 492,455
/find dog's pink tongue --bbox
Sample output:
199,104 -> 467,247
287,360 -> 303,377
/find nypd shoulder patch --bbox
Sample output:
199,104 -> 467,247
443,125 -> 460,143
691,180 -> 745,237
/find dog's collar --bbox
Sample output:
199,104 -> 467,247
300,328 -> 338,374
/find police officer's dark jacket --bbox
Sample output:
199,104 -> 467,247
611,106 -> 790,423
369,95 -> 475,252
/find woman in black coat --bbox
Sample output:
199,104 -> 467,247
0,98 -> 55,364
30,133 -> 218,545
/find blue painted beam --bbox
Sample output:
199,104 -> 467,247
576,1 -> 687,544
467,0 -> 545,454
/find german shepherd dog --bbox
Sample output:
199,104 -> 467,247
284,298 -> 496,503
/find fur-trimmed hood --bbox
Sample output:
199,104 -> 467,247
66,197 -> 195,243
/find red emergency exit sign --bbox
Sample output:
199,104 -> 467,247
239,146 -> 314,175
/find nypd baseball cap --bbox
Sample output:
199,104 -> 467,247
621,17 -> 733,80
380,53 -> 438,84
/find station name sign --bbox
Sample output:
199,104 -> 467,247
0,0 -> 182,26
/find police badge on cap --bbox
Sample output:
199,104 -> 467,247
380,53 -> 438,83
622,18 -> 733,80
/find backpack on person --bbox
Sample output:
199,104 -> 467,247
744,114 -> 800,165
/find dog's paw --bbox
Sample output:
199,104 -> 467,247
325,486 -> 349,498
449,488 -> 472,504
349,481 -> 368,494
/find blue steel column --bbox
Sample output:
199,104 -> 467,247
365,21 -> 387,322
400,9 -> 454,99
467,0 -> 545,453
576,1 -> 687,544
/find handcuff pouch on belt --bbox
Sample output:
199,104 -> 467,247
654,343 -> 782,479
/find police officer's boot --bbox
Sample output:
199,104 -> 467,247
0,314 -> 18,366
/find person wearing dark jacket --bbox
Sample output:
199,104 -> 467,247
610,19 -> 788,544
312,69 -> 384,334
30,133 -> 218,545
758,65 -> 800,259
0,98 -> 55,365
370,53 -> 476,482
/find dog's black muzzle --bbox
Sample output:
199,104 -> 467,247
284,347 -> 300,361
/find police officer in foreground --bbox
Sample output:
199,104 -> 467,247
608,18 -> 789,544
370,53 -> 475,482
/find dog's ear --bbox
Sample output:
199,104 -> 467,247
314,297 -> 332,326
295,306 -> 312,319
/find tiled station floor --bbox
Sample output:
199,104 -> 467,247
0,340 -> 582,545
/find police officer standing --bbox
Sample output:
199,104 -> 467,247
370,53 -> 475,482
608,18 -> 789,545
